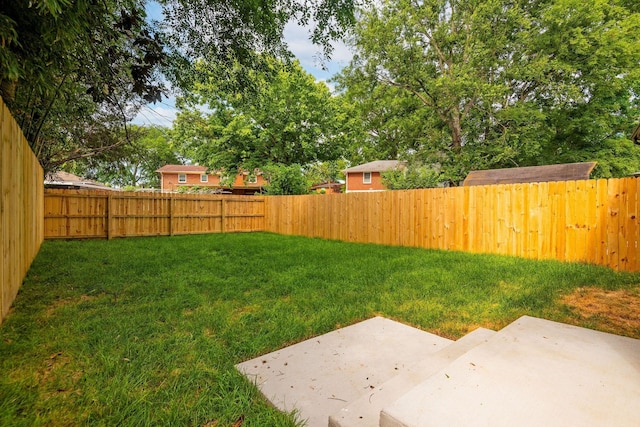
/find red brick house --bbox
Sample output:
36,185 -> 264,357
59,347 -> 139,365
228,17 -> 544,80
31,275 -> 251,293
156,165 -> 266,195
344,160 -> 405,193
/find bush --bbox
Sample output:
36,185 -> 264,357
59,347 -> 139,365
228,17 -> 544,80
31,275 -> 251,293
262,164 -> 310,195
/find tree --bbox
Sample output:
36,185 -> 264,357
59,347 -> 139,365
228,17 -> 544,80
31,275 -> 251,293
382,161 -> 441,190
67,126 -> 179,188
0,0 -> 357,172
304,160 -> 348,185
339,0 -> 640,183
262,164 -> 310,195
1,0 -> 165,173
173,58 -> 348,178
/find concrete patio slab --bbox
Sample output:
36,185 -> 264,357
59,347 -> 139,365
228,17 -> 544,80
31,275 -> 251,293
380,316 -> 640,427
235,316 -> 452,427
329,327 -> 496,427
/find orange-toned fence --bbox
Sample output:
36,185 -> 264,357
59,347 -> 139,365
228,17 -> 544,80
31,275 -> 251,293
264,178 -> 640,273
44,190 -> 266,239
1,97 -> 44,325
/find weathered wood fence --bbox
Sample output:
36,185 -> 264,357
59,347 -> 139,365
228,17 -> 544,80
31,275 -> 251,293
1,97 -> 44,324
264,178 -> 640,272
44,190 -> 265,239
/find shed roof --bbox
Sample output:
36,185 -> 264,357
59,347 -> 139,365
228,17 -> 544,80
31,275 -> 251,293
463,162 -> 597,186
344,160 -> 405,173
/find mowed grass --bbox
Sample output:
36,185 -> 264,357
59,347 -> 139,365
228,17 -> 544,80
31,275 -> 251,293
1,232 -> 639,426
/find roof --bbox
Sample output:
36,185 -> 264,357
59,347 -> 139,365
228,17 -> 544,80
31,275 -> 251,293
45,171 -> 115,191
463,162 -> 597,186
344,160 -> 406,173
156,164 -> 207,174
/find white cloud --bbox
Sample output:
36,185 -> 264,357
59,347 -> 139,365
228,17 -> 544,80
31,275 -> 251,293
132,102 -> 178,127
284,21 -> 353,81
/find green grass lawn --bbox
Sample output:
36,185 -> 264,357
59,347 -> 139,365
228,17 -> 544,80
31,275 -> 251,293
1,232 -> 639,426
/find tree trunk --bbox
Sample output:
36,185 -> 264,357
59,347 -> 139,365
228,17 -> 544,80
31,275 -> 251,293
450,113 -> 463,152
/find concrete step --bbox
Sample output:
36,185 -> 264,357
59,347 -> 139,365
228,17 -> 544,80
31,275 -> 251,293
235,316 -> 452,427
380,315 -> 640,427
328,327 -> 496,427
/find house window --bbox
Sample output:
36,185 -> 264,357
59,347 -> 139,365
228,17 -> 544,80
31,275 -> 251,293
178,173 -> 187,183
200,174 -> 208,183
363,172 -> 372,184
247,175 -> 258,184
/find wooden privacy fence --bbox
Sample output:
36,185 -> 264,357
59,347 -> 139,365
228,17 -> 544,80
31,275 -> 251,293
44,190 -> 265,239
1,97 -> 44,325
264,178 -> 640,273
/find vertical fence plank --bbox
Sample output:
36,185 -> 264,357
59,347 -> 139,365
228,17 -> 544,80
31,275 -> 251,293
606,179 -> 621,270
628,178 -> 639,272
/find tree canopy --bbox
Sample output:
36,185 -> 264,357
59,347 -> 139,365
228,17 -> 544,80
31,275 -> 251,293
173,58 -> 348,179
68,126 -> 179,188
0,0 -> 357,172
338,0 -> 640,183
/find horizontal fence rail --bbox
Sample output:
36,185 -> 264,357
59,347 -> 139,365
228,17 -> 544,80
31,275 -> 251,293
264,178 -> 640,273
44,190 -> 265,239
1,97 -> 44,325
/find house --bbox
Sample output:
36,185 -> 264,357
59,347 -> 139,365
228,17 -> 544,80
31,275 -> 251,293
156,165 -> 266,195
343,160 -> 405,193
45,171 -> 116,191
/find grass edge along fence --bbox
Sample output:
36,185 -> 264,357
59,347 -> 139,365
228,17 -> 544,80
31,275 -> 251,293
0,97 -> 44,325
44,189 -> 266,239
264,179 -> 640,273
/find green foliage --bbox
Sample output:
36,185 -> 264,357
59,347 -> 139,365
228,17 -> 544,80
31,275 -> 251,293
339,0 -> 640,182
159,0 -> 357,93
0,0 -> 357,172
175,185 -> 224,194
173,58 -> 348,174
67,126 -> 179,188
0,0 -> 165,172
304,160 -> 348,185
382,163 -> 441,190
262,163 -> 310,195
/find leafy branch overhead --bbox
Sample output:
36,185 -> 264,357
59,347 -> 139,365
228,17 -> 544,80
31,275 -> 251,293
0,0 -> 358,172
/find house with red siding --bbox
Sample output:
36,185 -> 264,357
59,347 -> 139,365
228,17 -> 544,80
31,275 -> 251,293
156,165 -> 266,195
344,160 -> 405,193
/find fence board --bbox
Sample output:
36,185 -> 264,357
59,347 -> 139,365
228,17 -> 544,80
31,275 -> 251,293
1,97 -> 44,325
262,178 -> 640,273
44,190 -> 265,239
40,177 -> 640,273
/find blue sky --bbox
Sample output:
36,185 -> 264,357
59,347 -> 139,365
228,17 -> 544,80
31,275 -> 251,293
133,5 -> 353,127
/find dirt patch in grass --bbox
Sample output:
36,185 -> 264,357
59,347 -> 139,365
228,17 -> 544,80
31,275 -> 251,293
560,287 -> 640,337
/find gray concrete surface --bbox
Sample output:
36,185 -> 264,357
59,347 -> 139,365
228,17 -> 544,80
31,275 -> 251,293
380,316 -> 640,427
235,316 -> 452,427
329,327 -> 496,427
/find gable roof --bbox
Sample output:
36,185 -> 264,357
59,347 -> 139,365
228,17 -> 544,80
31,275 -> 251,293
156,164 -> 208,174
463,162 -> 597,186
344,160 -> 406,173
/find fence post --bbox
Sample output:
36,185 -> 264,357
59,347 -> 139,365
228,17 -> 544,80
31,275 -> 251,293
169,196 -> 174,236
221,198 -> 226,233
107,194 -> 113,240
